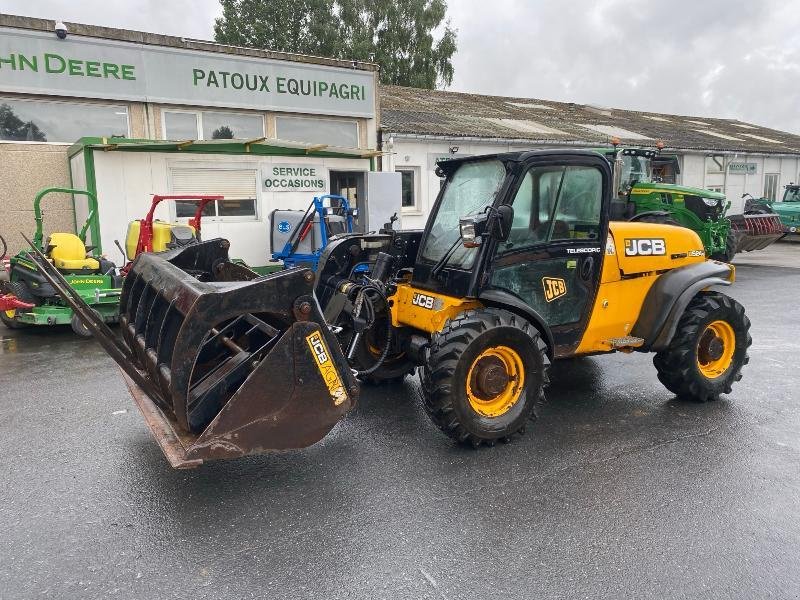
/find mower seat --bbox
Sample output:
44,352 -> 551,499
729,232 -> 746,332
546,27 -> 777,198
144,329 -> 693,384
47,233 -> 100,272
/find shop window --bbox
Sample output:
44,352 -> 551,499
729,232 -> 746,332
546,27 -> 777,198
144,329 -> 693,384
398,168 -> 419,211
0,98 -> 128,143
201,111 -> 264,140
764,173 -> 780,201
163,110 -> 264,140
275,116 -> 359,148
170,167 -> 258,220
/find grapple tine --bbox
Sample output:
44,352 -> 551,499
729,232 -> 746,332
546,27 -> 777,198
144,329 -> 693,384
19,233 -> 162,402
113,238 -> 358,467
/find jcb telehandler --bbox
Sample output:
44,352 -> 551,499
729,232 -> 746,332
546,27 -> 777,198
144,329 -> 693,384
29,150 -> 751,468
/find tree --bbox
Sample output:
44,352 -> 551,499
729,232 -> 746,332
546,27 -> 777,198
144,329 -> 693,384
0,104 -> 47,142
212,125 -> 235,139
213,0 -> 457,88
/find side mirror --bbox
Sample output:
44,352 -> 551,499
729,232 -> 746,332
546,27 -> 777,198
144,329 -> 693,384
492,204 -> 514,242
459,205 -> 514,248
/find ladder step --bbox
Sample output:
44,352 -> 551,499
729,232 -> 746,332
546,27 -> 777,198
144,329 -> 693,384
608,336 -> 645,349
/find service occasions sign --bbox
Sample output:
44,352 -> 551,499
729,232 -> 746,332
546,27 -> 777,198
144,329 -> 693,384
0,28 -> 375,118
263,164 -> 327,192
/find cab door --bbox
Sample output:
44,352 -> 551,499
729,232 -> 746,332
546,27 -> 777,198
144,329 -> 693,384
487,160 -> 608,357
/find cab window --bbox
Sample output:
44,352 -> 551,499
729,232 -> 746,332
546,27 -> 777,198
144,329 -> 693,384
502,165 -> 602,252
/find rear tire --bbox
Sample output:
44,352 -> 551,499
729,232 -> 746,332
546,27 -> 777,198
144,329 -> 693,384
349,315 -> 417,385
653,292 -> 751,402
421,308 -> 549,447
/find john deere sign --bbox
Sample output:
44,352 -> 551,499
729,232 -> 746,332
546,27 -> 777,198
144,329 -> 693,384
0,28 -> 375,118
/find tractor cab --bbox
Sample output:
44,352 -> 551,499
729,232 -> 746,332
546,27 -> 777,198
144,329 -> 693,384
783,185 -> 800,203
771,184 -> 800,233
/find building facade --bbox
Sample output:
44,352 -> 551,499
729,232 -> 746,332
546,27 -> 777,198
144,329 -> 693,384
379,86 -> 800,230
0,14 -> 381,263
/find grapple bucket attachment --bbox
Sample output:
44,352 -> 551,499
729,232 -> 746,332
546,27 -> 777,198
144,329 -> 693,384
23,236 -> 358,468
729,214 -> 785,253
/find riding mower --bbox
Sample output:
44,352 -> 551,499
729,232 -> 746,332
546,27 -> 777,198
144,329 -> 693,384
605,145 -> 784,262
1,192 -> 226,337
0,187 -> 122,337
31,149 -> 752,468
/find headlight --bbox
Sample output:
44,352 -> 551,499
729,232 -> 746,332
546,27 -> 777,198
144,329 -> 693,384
459,220 -> 480,247
702,198 -> 720,207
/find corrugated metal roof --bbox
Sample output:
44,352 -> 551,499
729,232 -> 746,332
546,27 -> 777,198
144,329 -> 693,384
379,85 -> 800,154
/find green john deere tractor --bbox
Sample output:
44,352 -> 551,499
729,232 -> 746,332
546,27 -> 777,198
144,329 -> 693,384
605,147 -> 783,261
0,187 -> 122,337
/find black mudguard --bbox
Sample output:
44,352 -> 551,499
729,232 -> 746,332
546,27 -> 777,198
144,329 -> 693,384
631,261 -> 734,352
478,288 -> 555,358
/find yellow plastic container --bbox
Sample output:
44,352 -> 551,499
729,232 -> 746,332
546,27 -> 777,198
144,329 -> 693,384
125,220 -> 195,259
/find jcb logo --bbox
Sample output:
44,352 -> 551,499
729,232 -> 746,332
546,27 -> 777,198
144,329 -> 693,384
411,292 -> 435,310
542,277 -> 567,302
308,332 -> 329,364
305,332 -> 348,406
624,238 -> 666,256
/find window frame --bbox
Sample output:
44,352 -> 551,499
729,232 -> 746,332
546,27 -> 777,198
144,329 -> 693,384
0,96 -> 130,145
764,173 -> 780,201
498,164 -> 604,256
397,166 -> 421,214
161,108 -> 265,141
274,114 -> 360,148
167,162 -> 260,223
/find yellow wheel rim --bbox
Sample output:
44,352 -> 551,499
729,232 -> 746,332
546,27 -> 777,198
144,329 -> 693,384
466,346 -> 525,417
696,320 -> 736,379
4,309 -> 15,319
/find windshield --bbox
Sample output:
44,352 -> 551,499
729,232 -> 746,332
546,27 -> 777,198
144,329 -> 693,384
784,187 -> 800,202
619,154 -> 652,192
419,159 -> 507,269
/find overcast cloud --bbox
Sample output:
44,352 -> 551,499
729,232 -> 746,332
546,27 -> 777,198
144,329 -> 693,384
5,0 -> 800,133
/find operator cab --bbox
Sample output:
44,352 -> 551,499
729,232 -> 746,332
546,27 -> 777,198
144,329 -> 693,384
783,185 -> 800,202
413,150 -> 612,355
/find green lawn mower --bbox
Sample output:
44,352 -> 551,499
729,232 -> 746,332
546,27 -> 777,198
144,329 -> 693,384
0,187 -> 122,337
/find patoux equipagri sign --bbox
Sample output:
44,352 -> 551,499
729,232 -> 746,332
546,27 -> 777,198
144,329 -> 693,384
0,27 -> 375,118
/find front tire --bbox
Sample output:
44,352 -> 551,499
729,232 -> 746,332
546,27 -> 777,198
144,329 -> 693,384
421,308 -> 549,447
710,231 -> 738,263
653,292 -> 751,402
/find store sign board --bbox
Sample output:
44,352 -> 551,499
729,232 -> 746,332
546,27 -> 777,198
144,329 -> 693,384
728,162 -> 757,174
262,164 -> 327,192
0,28 -> 375,117
427,153 -> 473,171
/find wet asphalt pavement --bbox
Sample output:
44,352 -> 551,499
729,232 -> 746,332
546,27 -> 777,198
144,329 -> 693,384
1,260 -> 799,599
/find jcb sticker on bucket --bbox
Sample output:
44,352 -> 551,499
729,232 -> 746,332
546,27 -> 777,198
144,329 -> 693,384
306,331 -> 348,406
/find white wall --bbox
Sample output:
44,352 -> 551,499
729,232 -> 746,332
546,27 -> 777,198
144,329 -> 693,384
681,153 -> 800,214
385,137 -> 800,222
384,138 -> 525,229
89,151 -> 370,266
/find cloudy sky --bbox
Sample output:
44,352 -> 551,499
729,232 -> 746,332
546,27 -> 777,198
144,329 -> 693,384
5,0 -> 800,133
